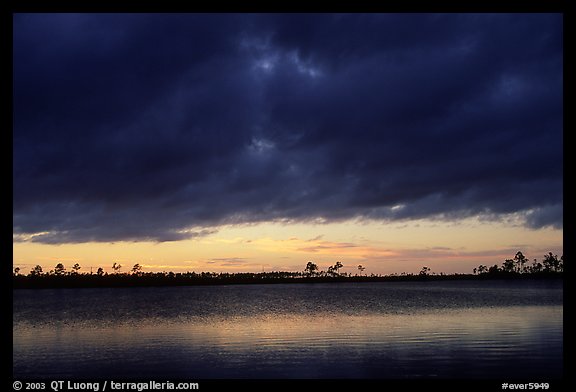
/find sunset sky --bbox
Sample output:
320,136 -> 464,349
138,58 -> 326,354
13,13 -> 563,275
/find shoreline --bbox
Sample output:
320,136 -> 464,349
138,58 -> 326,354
12,272 -> 563,290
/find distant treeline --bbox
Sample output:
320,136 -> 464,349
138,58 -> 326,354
12,251 -> 563,289
473,251 -> 563,275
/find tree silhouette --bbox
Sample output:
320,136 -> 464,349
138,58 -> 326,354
488,264 -> 500,274
514,251 -> 528,273
54,263 -> 66,276
333,261 -> 343,275
357,264 -> 366,276
530,259 -> 543,273
30,265 -> 43,276
502,258 -> 515,273
132,263 -> 143,275
14,267 -> 20,276
72,263 -> 81,275
543,252 -> 561,272
112,262 -> 122,274
96,267 -> 105,276
304,261 -> 318,276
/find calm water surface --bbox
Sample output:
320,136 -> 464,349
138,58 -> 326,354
13,280 -> 563,379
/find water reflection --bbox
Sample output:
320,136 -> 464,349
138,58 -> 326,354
13,282 -> 563,379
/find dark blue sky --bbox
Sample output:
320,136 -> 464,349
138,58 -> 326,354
13,13 -> 563,244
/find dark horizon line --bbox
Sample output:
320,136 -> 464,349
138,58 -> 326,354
12,269 -> 564,290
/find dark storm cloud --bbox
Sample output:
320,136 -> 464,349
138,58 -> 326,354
13,13 -> 563,243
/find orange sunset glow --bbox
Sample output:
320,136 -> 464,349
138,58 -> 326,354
13,217 -> 562,276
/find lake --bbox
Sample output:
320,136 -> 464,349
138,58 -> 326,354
13,279 -> 563,379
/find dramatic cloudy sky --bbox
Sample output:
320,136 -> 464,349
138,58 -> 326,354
13,13 -> 563,274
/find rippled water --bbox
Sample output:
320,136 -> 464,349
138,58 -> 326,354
13,280 -> 563,379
